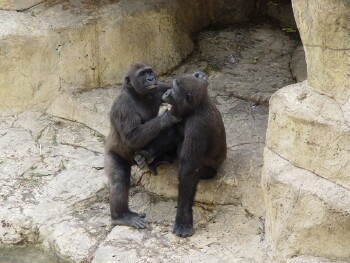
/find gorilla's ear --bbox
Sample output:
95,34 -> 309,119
125,76 -> 130,84
186,93 -> 193,104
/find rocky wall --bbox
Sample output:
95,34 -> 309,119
262,0 -> 350,261
0,0 -> 264,113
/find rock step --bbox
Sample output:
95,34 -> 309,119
262,148 -> 350,262
0,0 -> 263,114
266,81 -> 350,190
286,256 -> 349,263
0,0 -> 194,113
48,86 -> 269,217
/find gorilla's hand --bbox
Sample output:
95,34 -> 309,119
134,150 -> 155,167
134,154 -> 147,169
159,111 -> 182,128
193,71 -> 208,82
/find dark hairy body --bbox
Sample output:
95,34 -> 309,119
162,74 -> 227,237
104,63 -> 180,228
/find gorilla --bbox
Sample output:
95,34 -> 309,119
104,63 -> 206,229
104,63 -> 181,229
162,74 -> 227,237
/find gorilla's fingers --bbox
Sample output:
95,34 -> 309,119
132,216 -> 147,229
134,154 -> 147,168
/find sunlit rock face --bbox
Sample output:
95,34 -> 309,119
263,0 -> 350,262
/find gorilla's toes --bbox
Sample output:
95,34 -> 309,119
172,224 -> 193,237
111,212 -> 147,229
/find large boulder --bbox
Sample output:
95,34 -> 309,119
266,81 -> 350,190
263,1 -> 350,261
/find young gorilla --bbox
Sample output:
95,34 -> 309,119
104,63 -> 206,229
162,74 -> 227,237
104,63 -> 181,229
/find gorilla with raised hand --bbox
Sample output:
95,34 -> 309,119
104,63 -> 207,229
162,73 -> 227,237
104,62 -> 181,229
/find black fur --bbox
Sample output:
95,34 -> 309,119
163,74 -> 227,237
104,63 -> 180,229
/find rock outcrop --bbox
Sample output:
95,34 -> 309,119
0,0 -> 263,114
262,0 -> 350,261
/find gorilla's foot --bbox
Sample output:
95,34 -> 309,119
111,211 -> 147,229
172,223 -> 193,237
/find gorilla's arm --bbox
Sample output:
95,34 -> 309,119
112,105 -> 180,149
157,82 -> 172,93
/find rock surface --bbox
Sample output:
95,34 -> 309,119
292,0 -> 350,104
267,81 -> 350,190
290,45 -> 307,82
0,21 -> 304,262
0,0 -> 264,114
262,1 -> 350,261
262,148 -> 350,262
0,0 -> 44,10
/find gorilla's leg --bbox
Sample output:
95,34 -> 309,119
105,151 -> 146,229
135,126 -> 181,174
173,164 -> 201,237
198,166 -> 217,180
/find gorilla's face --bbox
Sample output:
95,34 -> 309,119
162,78 -> 193,117
126,66 -> 158,95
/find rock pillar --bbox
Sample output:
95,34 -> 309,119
262,0 -> 350,261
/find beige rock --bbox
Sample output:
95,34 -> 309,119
292,0 -> 349,49
266,81 -> 350,190
286,256 -> 349,263
47,87 -> 118,137
0,0 -> 43,10
0,1 -> 193,113
290,45 -> 307,82
291,0 -> 350,103
262,148 -> 350,262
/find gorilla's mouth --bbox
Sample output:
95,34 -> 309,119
147,84 -> 157,89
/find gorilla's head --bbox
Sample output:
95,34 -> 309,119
125,63 -> 158,95
162,74 -> 208,117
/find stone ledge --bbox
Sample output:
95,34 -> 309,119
0,0 -> 44,11
0,0 -> 194,113
262,148 -> 350,262
48,87 -> 268,216
286,256 -> 349,263
266,81 -> 350,190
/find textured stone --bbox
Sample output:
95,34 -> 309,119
0,1 -> 193,113
93,204 -> 267,263
47,87 -> 117,137
286,256 -> 349,263
290,45 -> 307,82
266,0 -> 297,28
139,98 -> 268,217
291,0 -> 350,104
0,0 -> 263,114
0,0 -> 44,10
266,81 -> 350,190
262,148 -> 350,262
